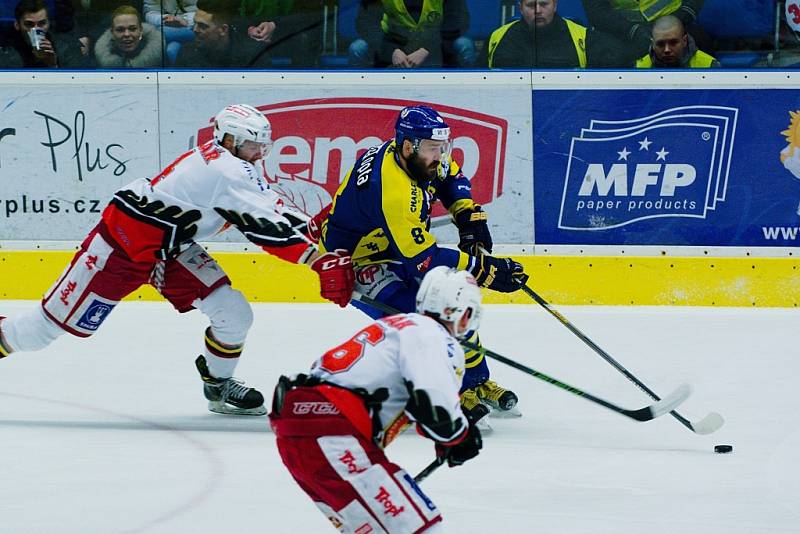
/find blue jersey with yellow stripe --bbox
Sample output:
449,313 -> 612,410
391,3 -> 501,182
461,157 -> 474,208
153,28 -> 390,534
321,140 -> 477,278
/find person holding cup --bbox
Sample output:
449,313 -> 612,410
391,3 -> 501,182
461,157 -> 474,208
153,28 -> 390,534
7,0 -> 86,68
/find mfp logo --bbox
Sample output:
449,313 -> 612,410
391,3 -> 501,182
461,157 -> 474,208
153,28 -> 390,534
197,98 -> 507,219
558,106 -> 738,230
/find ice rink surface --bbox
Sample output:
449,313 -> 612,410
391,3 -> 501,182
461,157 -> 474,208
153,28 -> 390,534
1,300 -> 798,534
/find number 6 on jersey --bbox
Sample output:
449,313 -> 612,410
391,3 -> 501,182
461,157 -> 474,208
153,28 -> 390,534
318,323 -> 385,373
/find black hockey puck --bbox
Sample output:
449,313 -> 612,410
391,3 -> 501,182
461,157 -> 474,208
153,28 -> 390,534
714,444 -> 733,454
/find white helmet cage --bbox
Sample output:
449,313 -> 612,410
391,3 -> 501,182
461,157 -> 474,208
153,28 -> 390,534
213,104 -> 273,154
415,266 -> 482,339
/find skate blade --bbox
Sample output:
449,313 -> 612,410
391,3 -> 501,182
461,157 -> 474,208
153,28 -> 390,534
208,400 -> 267,416
488,405 -> 522,418
476,417 -> 493,434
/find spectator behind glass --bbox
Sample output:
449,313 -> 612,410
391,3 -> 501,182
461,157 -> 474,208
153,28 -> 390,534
74,1 -> 136,44
634,14 -> 718,67
143,0 -> 197,66
483,0 -> 629,68
52,0 -> 92,58
240,0 -> 324,68
94,5 -> 163,67
174,0 -> 270,68
7,0 -> 88,67
348,0 -> 476,68
582,0 -> 708,58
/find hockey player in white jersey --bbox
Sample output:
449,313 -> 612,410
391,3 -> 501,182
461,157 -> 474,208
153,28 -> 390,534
270,266 -> 485,532
0,104 -> 355,416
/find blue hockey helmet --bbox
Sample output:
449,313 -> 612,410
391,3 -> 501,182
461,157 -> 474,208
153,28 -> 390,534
394,105 -> 452,179
395,105 -> 451,146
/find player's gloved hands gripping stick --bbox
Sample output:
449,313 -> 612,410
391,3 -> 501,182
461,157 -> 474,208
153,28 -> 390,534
435,406 -> 486,468
471,253 -> 527,293
454,204 -> 493,256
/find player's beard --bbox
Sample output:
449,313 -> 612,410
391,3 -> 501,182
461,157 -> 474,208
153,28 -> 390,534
406,152 -> 438,182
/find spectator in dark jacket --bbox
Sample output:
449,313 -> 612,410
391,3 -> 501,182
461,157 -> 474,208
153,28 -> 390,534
7,0 -> 88,68
175,0 -> 270,68
348,0 -> 476,68
582,0 -> 707,58
484,0 -> 629,68
239,0 -> 324,68
634,15 -> 719,67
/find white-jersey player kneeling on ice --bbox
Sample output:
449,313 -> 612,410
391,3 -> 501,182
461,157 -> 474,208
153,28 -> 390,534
269,266 -> 485,533
0,104 -> 354,416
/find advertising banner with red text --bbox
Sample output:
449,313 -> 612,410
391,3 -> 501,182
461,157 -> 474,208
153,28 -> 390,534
157,87 -> 533,245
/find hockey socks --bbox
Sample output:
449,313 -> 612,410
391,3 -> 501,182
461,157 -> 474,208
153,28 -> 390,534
203,326 -> 243,379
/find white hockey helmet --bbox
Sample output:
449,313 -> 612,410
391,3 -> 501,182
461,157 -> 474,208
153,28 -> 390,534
416,266 -> 482,339
213,104 -> 273,153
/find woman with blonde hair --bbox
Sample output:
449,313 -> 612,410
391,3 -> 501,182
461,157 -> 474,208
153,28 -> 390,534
94,5 -> 163,67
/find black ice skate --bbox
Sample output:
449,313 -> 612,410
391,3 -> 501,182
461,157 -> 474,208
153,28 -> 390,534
195,355 -> 266,416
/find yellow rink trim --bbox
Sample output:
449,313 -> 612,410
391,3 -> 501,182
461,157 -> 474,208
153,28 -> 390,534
0,251 -> 797,307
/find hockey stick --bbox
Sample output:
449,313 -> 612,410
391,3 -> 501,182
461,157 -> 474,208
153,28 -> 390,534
518,284 -> 724,435
352,292 -> 691,424
413,395 -> 490,483
414,458 -> 444,483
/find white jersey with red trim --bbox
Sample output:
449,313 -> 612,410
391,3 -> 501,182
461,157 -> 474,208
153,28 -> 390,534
309,312 -> 468,447
102,140 -> 310,263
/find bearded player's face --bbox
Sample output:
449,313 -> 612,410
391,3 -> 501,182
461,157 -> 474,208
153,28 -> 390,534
406,151 -> 438,182
404,139 -> 445,181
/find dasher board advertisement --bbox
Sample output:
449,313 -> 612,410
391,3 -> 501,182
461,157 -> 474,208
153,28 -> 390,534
0,84 -> 159,240
533,89 -> 800,247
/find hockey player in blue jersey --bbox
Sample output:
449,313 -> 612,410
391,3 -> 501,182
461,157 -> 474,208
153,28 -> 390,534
318,104 -> 527,420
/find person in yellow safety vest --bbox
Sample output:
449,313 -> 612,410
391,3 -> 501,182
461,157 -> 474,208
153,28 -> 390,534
348,0 -> 476,68
483,0 -> 630,68
582,0 -> 706,57
635,15 -> 719,68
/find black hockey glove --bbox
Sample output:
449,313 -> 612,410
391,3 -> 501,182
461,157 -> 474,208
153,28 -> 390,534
454,204 -> 492,255
435,420 -> 483,467
471,253 -> 527,293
